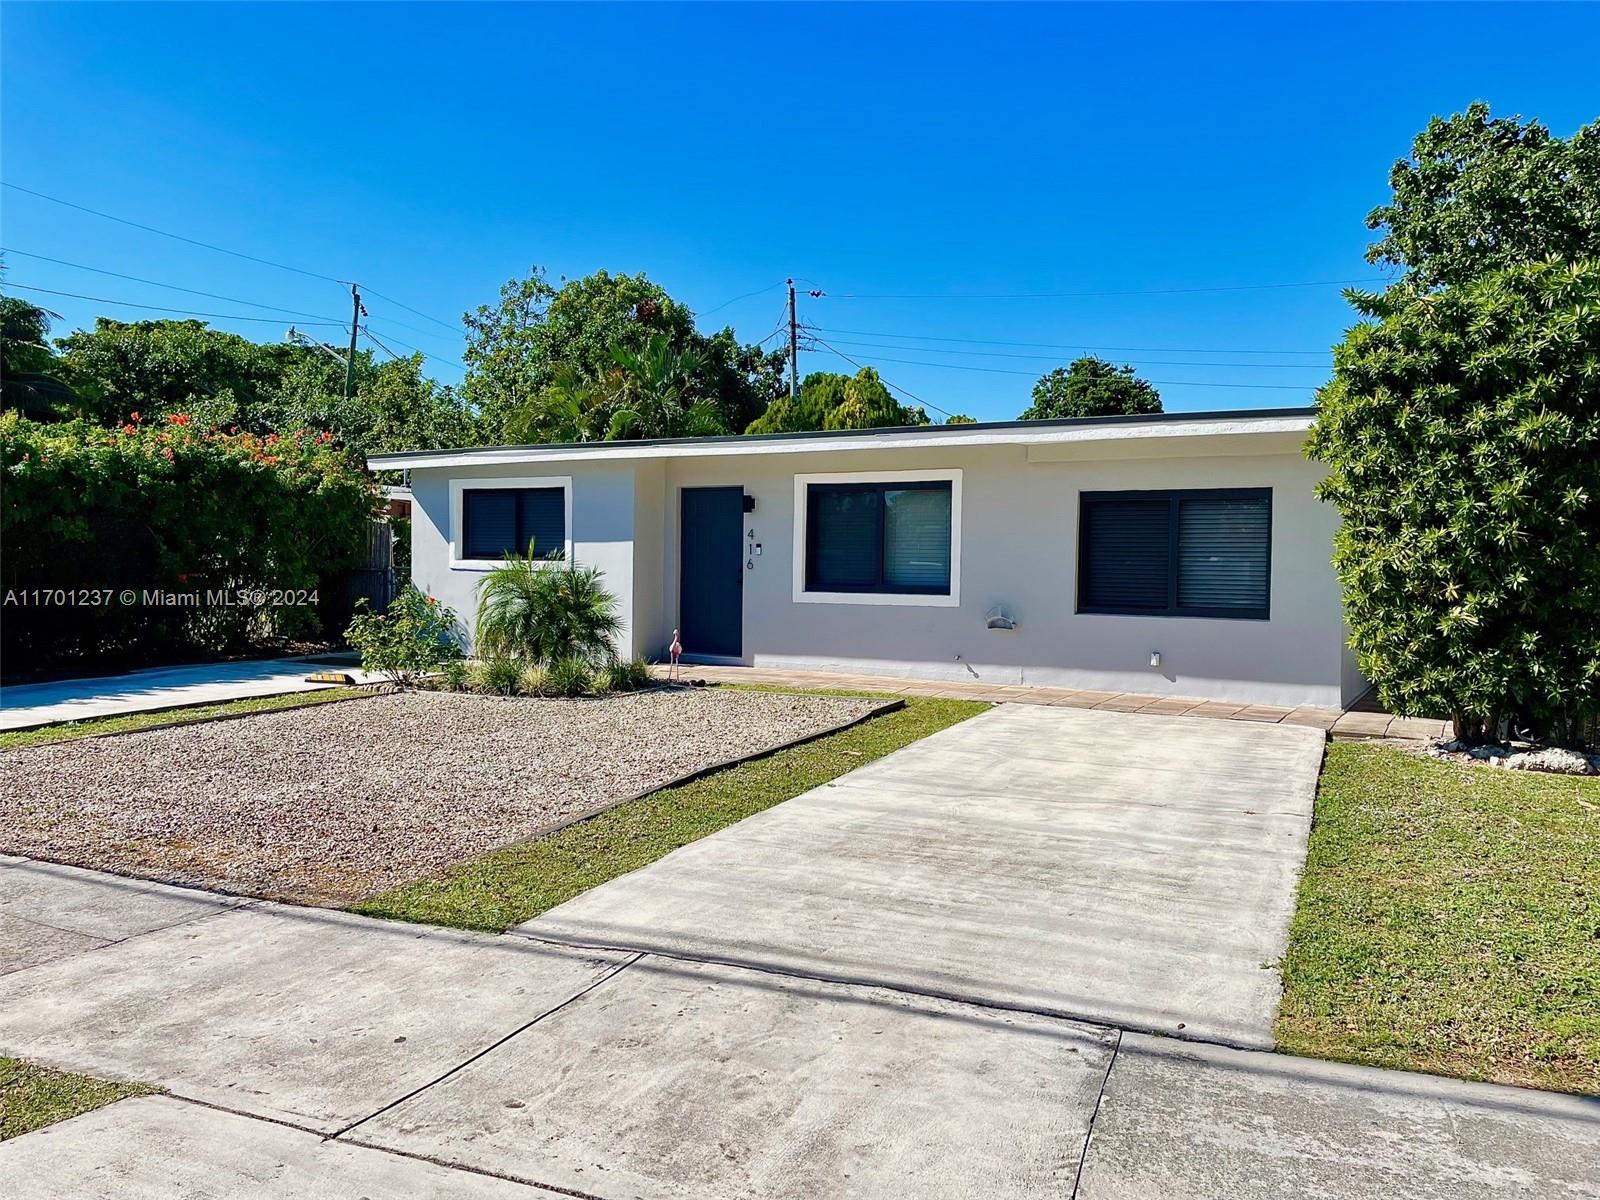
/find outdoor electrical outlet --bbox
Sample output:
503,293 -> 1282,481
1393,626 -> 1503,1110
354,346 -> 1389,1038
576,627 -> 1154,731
1150,651 -> 1161,668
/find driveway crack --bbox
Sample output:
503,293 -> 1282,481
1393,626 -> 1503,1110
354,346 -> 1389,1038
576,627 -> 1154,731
326,950 -> 643,1141
1070,1027 -> 1121,1199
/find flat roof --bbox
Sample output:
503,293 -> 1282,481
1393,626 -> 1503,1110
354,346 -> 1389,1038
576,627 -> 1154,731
367,405 -> 1317,471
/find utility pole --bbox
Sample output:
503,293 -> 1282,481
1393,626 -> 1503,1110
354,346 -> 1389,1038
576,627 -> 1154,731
344,283 -> 365,403
786,278 -> 799,401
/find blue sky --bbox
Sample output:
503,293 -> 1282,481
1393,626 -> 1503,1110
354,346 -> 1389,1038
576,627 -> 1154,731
3,2 -> 1596,422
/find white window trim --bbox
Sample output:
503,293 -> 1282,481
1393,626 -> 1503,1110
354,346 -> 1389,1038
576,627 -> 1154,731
448,476 -> 573,570
792,469 -> 962,607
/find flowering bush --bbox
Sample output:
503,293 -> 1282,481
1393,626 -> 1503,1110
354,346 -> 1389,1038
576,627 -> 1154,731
1,412 -> 376,672
345,586 -> 463,685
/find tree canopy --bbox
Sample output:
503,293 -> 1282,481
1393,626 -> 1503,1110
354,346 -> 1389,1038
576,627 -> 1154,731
745,368 -> 930,434
464,267 -> 785,442
1018,356 -> 1162,420
1365,103 -> 1600,289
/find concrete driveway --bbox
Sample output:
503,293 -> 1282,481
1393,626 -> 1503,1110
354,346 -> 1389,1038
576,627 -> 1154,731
527,703 -> 1323,1048
3,709 -> 1597,1199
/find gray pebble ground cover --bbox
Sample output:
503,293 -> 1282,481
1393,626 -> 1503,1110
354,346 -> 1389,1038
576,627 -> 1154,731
0,688 -> 876,905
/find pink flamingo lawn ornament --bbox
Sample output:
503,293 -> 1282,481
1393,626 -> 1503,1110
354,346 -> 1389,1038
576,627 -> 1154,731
668,627 -> 683,682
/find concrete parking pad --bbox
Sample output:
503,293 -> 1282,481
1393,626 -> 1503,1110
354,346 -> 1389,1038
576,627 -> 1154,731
0,1096 -> 541,1199
358,954 -> 1117,1200
0,856 -> 244,942
526,705 -> 1323,1047
0,898 -> 629,1131
1076,1033 -> 1600,1199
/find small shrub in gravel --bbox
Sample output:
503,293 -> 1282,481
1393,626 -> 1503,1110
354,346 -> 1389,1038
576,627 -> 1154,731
603,655 -> 653,693
439,659 -> 470,691
517,663 -> 547,697
544,657 -> 594,698
346,586 -> 463,686
469,657 -> 521,696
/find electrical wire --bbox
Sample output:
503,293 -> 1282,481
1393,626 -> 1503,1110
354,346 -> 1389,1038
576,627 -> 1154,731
359,326 -> 406,362
814,345 -> 1315,390
699,281 -> 784,319
821,337 -> 1330,371
358,284 -> 462,334
0,247 -> 347,324
824,277 -> 1385,300
0,282 -> 346,326
808,336 -> 957,420
811,326 -> 1330,357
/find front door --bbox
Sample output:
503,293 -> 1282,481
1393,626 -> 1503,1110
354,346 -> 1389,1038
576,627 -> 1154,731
679,487 -> 744,658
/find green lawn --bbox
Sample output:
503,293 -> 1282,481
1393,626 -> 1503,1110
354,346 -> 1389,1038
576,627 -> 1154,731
0,687 -> 372,751
1277,742 -> 1600,1094
0,1057 -> 154,1140
355,694 -> 990,932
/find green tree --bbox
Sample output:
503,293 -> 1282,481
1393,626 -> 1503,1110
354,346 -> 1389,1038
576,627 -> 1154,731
0,296 -> 82,419
943,413 -> 977,424
1305,260 -> 1600,744
1366,103 -> 1600,289
465,267 -> 784,441
745,368 -> 929,433
1019,357 -> 1162,420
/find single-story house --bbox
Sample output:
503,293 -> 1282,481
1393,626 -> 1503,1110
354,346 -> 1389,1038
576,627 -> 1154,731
368,407 -> 1363,709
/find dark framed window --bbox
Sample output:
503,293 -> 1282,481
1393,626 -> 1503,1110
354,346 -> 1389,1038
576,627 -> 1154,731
1078,489 -> 1270,619
804,480 -> 953,595
462,487 -> 566,560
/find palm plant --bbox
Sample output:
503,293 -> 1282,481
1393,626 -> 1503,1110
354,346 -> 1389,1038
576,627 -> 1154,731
475,541 -> 621,666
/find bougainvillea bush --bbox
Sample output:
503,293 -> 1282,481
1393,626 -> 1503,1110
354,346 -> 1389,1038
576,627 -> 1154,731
1307,261 -> 1600,744
345,585 -> 463,685
1,411 -> 376,672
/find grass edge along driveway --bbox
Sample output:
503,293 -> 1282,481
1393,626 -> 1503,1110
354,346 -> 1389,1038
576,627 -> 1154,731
1276,742 -> 1600,1095
0,1057 -> 154,1140
354,693 -> 990,932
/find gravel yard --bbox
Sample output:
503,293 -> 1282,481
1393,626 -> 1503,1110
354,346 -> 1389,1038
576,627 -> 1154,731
0,688 -> 880,906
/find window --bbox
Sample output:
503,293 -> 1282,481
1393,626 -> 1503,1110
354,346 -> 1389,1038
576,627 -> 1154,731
462,487 -> 566,560
803,480 -> 954,597
1078,489 -> 1270,619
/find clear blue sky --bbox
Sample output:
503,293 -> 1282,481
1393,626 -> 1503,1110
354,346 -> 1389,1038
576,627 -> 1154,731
3,2 -> 1596,422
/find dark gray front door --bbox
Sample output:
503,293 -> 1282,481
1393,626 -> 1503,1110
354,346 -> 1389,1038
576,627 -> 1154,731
679,487 -> 744,658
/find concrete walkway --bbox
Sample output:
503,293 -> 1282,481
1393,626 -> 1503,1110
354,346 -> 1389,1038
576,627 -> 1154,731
0,656 -> 382,732
3,707 -> 1595,1197
658,662 -> 1453,742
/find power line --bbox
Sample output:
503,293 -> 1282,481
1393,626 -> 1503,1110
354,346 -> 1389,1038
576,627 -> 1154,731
815,344 -> 1316,390
822,337 -> 1331,371
824,277 -> 1385,301
813,326 -> 1330,357
699,281 -> 784,319
3,182 -> 465,337
809,336 -> 957,420
0,282 -> 346,326
2,182 -> 338,283
360,323 -> 467,372
359,326 -> 405,362
358,284 -> 461,335
1,247 -> 347,323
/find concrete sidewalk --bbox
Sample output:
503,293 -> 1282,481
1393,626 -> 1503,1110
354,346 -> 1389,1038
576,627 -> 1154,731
0,656 -> 382,731
1,861 -> 1594,1198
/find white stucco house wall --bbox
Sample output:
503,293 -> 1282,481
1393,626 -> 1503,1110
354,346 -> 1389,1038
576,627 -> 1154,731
368,407 -> 1363,709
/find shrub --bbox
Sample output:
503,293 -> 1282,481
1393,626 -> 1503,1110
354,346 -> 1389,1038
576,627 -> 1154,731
603,655 -> 653,692
1307,260 -> 1600,744
517,663 -> 547,697
469,656 -> 521,696
439,659 -> 470,692
344,586 -> 463,686
474,542 -> 621,666
543,656 -> 595,698
0,412 -> 375,672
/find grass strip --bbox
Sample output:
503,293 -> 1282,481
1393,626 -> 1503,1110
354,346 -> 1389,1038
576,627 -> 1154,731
1,687 -> 371,751
1276,742 -> 1600,1094
0,1057 -> 155,1140
354,694 -> 990,932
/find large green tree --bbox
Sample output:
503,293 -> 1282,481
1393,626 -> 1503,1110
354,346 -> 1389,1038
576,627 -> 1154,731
1019,356 -> 1162,420
1308,262 -> 1599,743
745,368 -> 930,434
464,267 -> 785,442
49,318 -> 475,454
1366,103 -> 1600,289
0,296 -> 82,419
